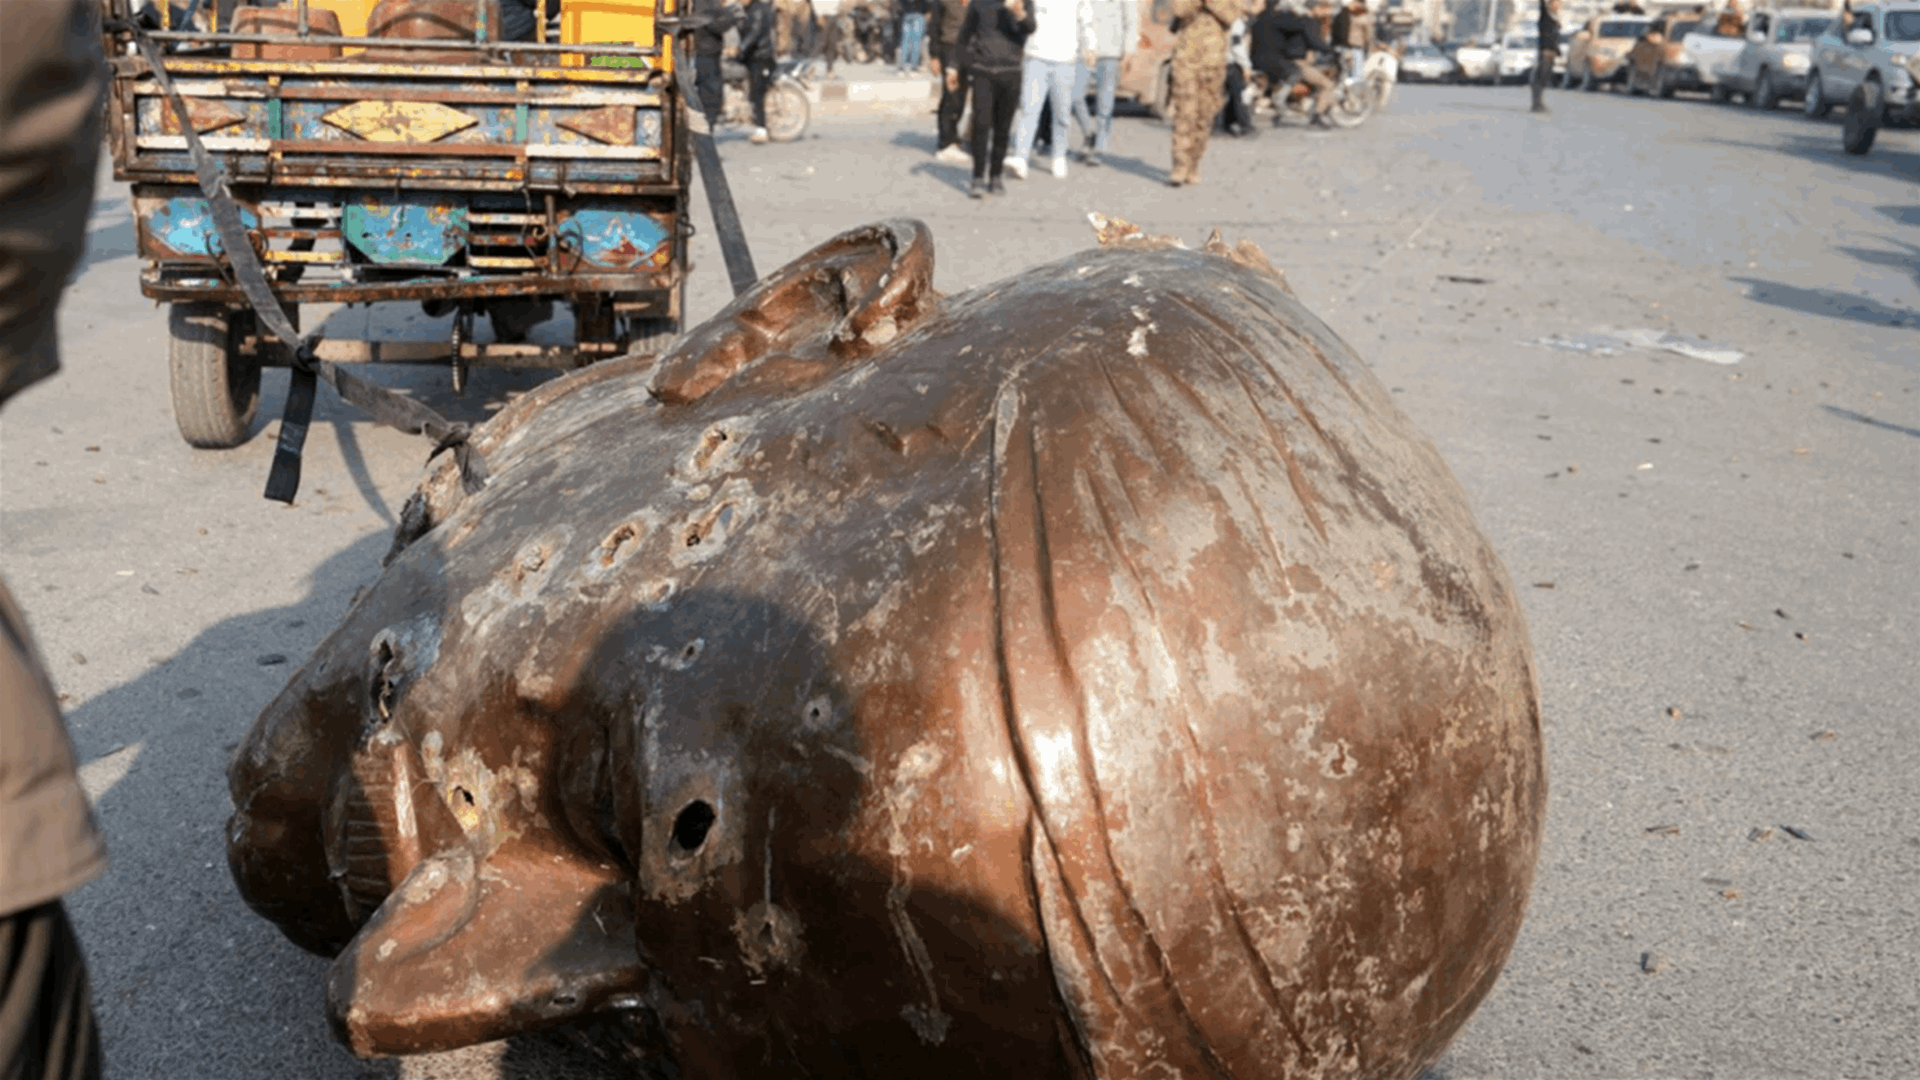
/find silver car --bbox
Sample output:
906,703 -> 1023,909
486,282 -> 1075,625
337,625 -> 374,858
1720,7 -> 1834,108
1806,2 -> 1920,117
1399,42 -> 1459,82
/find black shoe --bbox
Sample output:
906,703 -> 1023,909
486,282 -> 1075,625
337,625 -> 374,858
988,178 -> 1006,195
1084,151 -> 1103,168
968,178 -> 986,199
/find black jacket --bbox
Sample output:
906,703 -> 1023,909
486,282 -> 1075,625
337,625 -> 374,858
739,0 -> 776,59
691,0 -> 740,56
1251,6 -> 1327,67
957,0 -> 1035,73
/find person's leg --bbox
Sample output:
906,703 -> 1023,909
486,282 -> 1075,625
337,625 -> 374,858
938,50 -> 968,148
970,71 -> 997,181
1094,55 -> 1119,151
750,56 -> 774,131
1046,58 -> 1075,171
0,902 -> 103,1080
990,68 -> 1020,186
1071,59 -> 1096,149
1009,54 -> 1048,166
1300,61 -> 1336,116
695,52 -> 725,127
1190,57 -> 1224,176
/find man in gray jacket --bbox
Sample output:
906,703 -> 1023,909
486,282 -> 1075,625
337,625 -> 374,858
1073,0 -> 1138,165
1,1 -> 110,1076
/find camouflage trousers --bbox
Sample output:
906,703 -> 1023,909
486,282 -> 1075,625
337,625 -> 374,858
1170,31 -> 1227,182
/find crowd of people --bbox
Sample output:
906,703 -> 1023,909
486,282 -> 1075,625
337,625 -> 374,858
724,0 -> 1386,192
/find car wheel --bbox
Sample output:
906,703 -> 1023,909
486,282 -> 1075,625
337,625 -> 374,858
1804,70 -> 1831,117
1752,68 -> 1778,109
1843,80 -> 1881,154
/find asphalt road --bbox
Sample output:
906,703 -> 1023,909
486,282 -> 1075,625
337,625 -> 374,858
3,80 -> 1917,1080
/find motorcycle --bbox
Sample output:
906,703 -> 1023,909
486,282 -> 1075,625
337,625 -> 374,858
719,56 -> 816,142
1252,53 -> 1377,129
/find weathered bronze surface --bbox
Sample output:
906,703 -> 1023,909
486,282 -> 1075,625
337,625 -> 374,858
228,219 -> 1546,1078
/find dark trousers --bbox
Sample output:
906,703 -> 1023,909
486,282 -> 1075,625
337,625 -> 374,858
0,902 -> 101,1080
695,51 -> 725,126
1220,62 -> 1254,132
747,53 -> 775,127
937,48 -> 970,148
969,66 -> 1020,180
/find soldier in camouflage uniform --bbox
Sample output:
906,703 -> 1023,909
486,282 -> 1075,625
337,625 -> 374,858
1167,0 -> 1244,186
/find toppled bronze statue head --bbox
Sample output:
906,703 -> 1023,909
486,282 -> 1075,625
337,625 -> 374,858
229,219 -> 1545,1079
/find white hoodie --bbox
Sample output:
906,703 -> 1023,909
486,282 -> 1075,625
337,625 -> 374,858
1024,0 -> 1095,63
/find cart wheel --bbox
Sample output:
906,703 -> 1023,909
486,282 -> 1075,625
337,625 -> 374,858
168,302 -> 261,449
626,318 -> 679,357
768,82 -> 810,141
1843,81 -> 1880,155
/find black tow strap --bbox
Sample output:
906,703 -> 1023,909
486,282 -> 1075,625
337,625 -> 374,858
126,27 -> 487,504
672,33 -> 758,297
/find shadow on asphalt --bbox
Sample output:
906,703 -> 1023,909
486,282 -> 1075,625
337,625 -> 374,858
1822,404 -> 1920,439
1836,236 -> 1920,291
1730,276 -> 1920,328
1704,131 -> 1920,181
1877,204 -> 1920,226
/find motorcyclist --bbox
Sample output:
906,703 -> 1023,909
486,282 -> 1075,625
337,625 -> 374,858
1250,0 -> 1335,121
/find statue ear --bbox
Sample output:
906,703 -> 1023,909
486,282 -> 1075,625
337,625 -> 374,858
326,843 -> 644,1056
650,219 -> 940,405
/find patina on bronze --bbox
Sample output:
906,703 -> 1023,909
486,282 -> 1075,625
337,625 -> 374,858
228,218 -> 1546,1079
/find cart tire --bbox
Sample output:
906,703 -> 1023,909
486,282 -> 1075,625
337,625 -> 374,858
768,82 -> 810,141
168,303 -> 261,449
628,318 -> 679,357
1843,81 -> 1880,155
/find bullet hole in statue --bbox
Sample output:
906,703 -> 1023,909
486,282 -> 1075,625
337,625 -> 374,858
456,787 -> 475,806
371,640 -> 398,721
671,800 -> 715,856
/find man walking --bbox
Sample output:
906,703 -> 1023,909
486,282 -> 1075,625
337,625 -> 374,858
1532,0 -> 1560,113
1167,0 -> 1244,185
933,0 -> 973,161
1004,0 -> 1093,180
1072,0 -> 1137,165
2,2 -> 111,1077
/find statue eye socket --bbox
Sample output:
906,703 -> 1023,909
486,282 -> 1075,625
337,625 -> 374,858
670,800 -> 716,856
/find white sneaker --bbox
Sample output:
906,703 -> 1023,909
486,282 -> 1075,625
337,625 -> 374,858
1004,156 -> 1028,180
749,127 -> 769,144
934,143 -> 970,165
1050,154 -> 1068,178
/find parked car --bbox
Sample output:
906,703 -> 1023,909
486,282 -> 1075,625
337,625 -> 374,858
1827,9 -> 1920,148
1807,2 -> 1920,117
1454,37 -> 1501,83
1498,29 -> 1540,83
1565,14 -> 1653,89
1399,41 -> 1460,81
1625,15 -> 1704,96
1115,0 -> 1179,116
1720,7 -> 1833,107
1680,19 -> 1750,99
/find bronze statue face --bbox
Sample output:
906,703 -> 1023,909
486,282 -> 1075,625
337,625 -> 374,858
229,220 -> 1546,1079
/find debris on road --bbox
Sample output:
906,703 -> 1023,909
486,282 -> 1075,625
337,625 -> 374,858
1531,329 -> 1744,365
